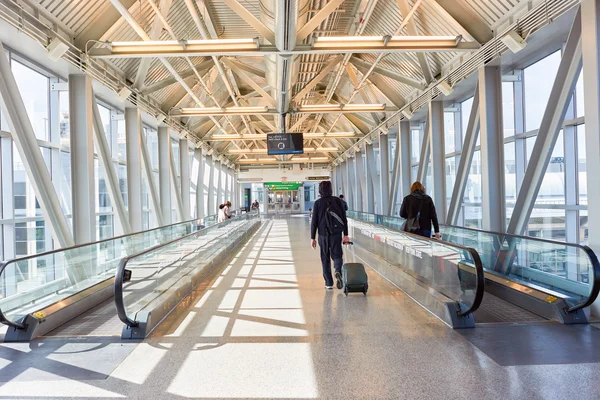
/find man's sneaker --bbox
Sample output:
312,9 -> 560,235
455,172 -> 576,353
335,272 -> 343,289
325,285 -> 333,289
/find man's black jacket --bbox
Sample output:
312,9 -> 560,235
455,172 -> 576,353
311,196 -> 349,239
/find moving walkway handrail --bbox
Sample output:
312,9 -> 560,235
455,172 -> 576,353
441,223 -> 600,312
114,211 -> 259,328
347,211 -> 485,317
0,215 -> 214,330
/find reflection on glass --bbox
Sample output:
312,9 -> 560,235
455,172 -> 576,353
503,81 -> 515,137
12,60 -> 49,141
524,51 -> 561,132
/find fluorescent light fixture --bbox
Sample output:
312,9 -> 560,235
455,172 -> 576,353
156,114 -> 166,124
437,81 -> 453,96
312,35 -> 461,50
117,87 -> 132,102
501,30 -> 527,54
47,38 -> 69,62
237,156 -> 330,164
174,106 -> 269,116
110,38 -> 260,56
297,103 -> 386,113
211,132 -> 355,141
401,109 -> 414,120
227,147 -> 338,154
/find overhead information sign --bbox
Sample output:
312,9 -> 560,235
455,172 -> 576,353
306,176 -> 330,181
267,133 -> 304,155
264,182 -> 303,191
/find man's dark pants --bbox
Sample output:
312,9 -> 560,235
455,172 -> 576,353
318,234 -> 343,286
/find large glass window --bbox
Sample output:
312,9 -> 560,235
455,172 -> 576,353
577,124 -> 587,206
12,60 -> 49,141
503,82 -> 515,137
524,51 -> 561,132
444,112 -> 456,153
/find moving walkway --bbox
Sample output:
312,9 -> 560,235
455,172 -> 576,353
0,211 -> 259,341
346,211 -> 600,327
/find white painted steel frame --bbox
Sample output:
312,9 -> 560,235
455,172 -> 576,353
507,9 -> 582,235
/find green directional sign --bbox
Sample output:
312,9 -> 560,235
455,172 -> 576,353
264,182 -> 303,191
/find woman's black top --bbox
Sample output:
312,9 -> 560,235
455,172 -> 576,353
399,190 -> 440,233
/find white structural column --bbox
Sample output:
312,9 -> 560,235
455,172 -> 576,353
125,107 -> 143,232
158,126 -> 172,224
379,133 -> 391,215
399,120 -> 412,200
581,0 -> 600,315
91,95 -> 131,234
194,149 -> 205,218
140,128 -> 164,226
428,101 -> 447,222
179,139 -> 191,220
416,118 -> 430,184
207,156 -> 215,215
447,87 -> 480,224
216,161 -> 223,207
0,41 -> 74,248
356,151 -> 368,212
478,66 -> 506,232
69,75 -> 96,244
366,144 -> 380,213
507,10 -> 582,235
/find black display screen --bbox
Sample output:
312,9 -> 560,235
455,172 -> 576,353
267,133 -> 304,155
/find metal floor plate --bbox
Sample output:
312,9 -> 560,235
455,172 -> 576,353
44,298 -> 123,337
473,293 -> 546,324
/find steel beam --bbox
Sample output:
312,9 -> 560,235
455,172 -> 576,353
582,0 -> 600,317
478,65 -> 506,232
158,126 -> 172,224
170,143 -> 184,222
0,41 -> 74,248
294,55 -> 343,102
222,0 -> 275,44
428,101 -> 447,221
125,107 -> 143,232
135,0 -> 173,89
69,75 -> 96,244
416,118 -> 430,184
389,123 -> 402,215
350,57 -> 426,90
399,120 -> 412,201
447,85 -> 480,224
91,94 -> 131,234
140,127 -> 164,226
179,138 -> 191,220
396,0 -> 433,83
507,11 -> 581,235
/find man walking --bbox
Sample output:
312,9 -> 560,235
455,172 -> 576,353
311,181 -> 350,289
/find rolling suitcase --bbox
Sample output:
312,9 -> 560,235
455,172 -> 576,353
342,243 -> 368,296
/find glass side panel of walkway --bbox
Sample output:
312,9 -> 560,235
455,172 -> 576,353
0,216 -> 216,329
348,211 -> 600,313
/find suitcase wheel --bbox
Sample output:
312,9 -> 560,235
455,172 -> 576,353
363,284 -> 368,296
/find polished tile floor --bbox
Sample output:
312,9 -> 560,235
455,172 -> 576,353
1,216 -> 600,399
